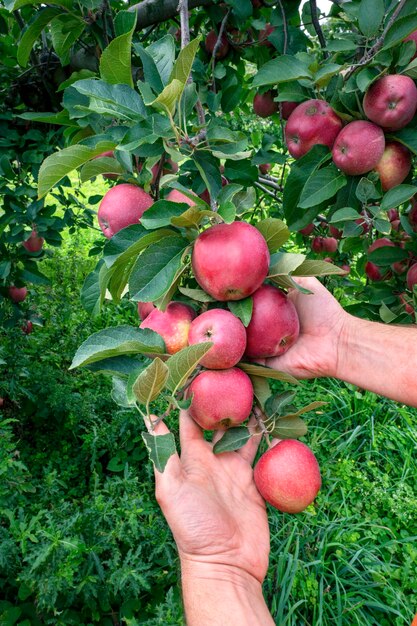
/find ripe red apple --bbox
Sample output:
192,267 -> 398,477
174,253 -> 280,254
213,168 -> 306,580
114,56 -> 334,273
200,175 -> 228,205
322,237 -> 338,253
188,309 -> 247,369
259,23 -> 274,47
311,236 -> 324,253
205,30 -> 229,59
285,100 -> 343,159
166,189 -> 197,207
139,302 -> 195,354
192,222 -> 270,301
281,101 -> 298,120
22,228 -> 44,252
22,320 -> 33,334
332,120 -> 385,176
188,368 -> 253,430
259,163 -> 271,175
363,75 -> 417,131
374,141 -> 412,191
406,263 -> 417,291
254,439 -> 321,514
404,30 -> 417,60
299,223 -> 314,236
329,225 -> 342,239
137,302 -> 155,321
98,184 -> 153,239
8,286 -> 27,303
253,91 -> 278,118
245,284 -> 300,358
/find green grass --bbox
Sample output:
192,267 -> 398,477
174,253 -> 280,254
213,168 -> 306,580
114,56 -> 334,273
1,222 -> 416,625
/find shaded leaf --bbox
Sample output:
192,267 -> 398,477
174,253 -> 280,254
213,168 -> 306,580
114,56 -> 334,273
228,297 -> 253,327
255,218 -> 290,252
132,357 -> 169,408
270,415 -> 308,439
166,343 -> 213,394
142,432 -> 177,473
251,376 -> 271,409
213,427 -> 252,454
238,363 -> 299,385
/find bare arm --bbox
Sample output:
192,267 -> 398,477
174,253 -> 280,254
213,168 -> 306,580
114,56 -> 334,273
149,412 -> 275,626
264,277 -> 417,408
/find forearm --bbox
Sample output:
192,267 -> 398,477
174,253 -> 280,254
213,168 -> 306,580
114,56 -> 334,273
336,315 -> 417,407
180,559 -> 275,626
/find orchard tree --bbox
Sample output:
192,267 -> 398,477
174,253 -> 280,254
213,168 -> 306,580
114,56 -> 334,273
6,0 -> 417,498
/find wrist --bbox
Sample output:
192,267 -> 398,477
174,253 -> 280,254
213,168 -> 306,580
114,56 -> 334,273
180,554 -> 264,590
334,313 -> 369,382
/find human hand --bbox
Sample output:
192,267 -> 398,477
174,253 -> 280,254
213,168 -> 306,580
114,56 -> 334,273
262,277 -> 349,379
149,410 -> 269,585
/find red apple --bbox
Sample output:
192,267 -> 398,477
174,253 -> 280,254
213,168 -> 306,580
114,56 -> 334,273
22,320 -> 33,334
363,75 -> 417,131
281,101 -> 298,120
374,141 -> 412,191
245,284 -> 300,358
8,286 -> 27,303
341,264 -> 350,274
139,302 -> 195,354
137,302 -> 155,321
254,439 -> 321,514
166,189 -> 197,207
329,225 -> 342,239
188,308 -> 247,369
259,23 -> 274,47
332,120 -> 385,176
365,237 -> 396,281
22,228 -> 44,253
285,99 -> 343,159
322,237 -> 338,253
404,30 -> 417,60
205,30 -> 229,59
398,292 -> 414,314
408,196 -> 417,231
98,184 -> 153,239
200,175 -> 228,205
192,222 -> 270,301
253,91 -> 278,118
259,163 -> 271,175
311,236 -> 324,253
387,208 -> 399,222
299,223 -> 314,236
188,368 -> 253,430
406,263 -> 417,291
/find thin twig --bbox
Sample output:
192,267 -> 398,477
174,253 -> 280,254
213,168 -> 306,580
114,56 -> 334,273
309,0 -> 329,58
254,181 -> 277,199
178,0 -> 190,47
277,0 -> 288,55
211,9 -> 231,93
258,177 -> 283,192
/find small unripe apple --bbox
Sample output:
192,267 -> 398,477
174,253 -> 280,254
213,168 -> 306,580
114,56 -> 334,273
363,74 -> 417,132
8,286 -> 27,303
254,439 -> 322,514
245,284 -> 300,358
137,302 -> 155,321
192,222 -> 270,301
98,184 -> 153,238
188,368 -> 254,430
332,121 -> 385,176
259,23 -> 274,47
392,258 -> 409,274
387,208 -> 399,222
188,308 -> 247,369
22,228 -> 44,253
299,223 -> 314,236
253,91 -> 278,118
259,163 -> 271,175
205,30 -> 229,59
166,189 -> 197,207
139,302 -> 196,354
374,141 -> 412,191
285,100 -> 343,159
356,211 -> 371,233
406,263 -> 417,291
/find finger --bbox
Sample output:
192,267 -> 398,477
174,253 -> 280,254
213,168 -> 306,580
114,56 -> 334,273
236,415 -> 263,465
145,415 -> 182,487
211,429 -> 225,447
179,409 -> 207,453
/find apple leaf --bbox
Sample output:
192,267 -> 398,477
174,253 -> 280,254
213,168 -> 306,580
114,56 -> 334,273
358,0 -> 384,38
81,259 -> 112,316
141,432 -> 177,473
178,286 -> 216,302
171,207 -> 214,229
100,14 -> 136,87
329,207 -> 361,223
166,343 -> 213,395
380,184 -> 417,211
228,297 -> 253,327
170,36 -> 201,84
112,376 -> 138,408
252,55 -> 312,88
268,252 -> 306,278
140,201 -> 194,229
237,363 -> 299,385
299,165 -> 347,209
255,218 -> 290,252
382,13 -> 417,51
132,357 -> 169,410
80,157 -> 124,183
213,426 -> 252,454
265,391 -> 298,418
368,247 -> 408,265
17,6 -> 62,67
269,415 -> 308,440
85,356 -> 144,377
70,326 -> 166,369
251,376 -> 271,409
292,259 -> 347,277
103,225 -> 177,268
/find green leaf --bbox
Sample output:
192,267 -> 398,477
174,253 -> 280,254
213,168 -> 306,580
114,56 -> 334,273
80,259 -> 109,316
135,44 -> 164,94
114,10 -> 137,37
80,156 -> 124,182
140,200 -> 198,230
141,432 -> 177,473
132,357 -> 169,408
268,252 -> 306,278
129,236 -> 189,302
178,286 -> 215,302
100,15 -> 136,87
382,13 -> 417,50
391,126 -> 417,155
103,225 -> 177,268
265,391 -> 297,417
380,184 -> 417,210
228,297 -> 253,327
213,427 -> 252,454
70,326 -> 166,369
358,0 -> 385,37
270,415 -> 308,439
171,207 -> 214,228
252,55 -> 312,88
237,363 -> 299,385
299,165 -> 347,209
17,7 -> 61,67
292,259 -> 346,277
14,0 -> 71,8
251,376 -> 271,409
147,35 -> 176,85
368,247 -> 408,265
38,142 -> 115,198
255,218 -> 290,252
71,79 -> 146,121
50,14 -> 85,65
170,37 -> 200,84
217,201 -> 236,224
20,263 -> 49,285
193,151 -> 223,202
151,79 -> 184,115
330,207 -> 361,223
402,56 -> 417,79
86,356 -> 144,377
166,343 -> 213,395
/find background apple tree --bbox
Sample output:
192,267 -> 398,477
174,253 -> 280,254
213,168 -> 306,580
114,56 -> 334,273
1,0 -> 417,624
